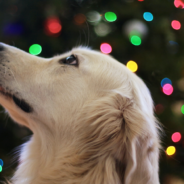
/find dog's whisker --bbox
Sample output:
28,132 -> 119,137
85,21 -> 90,47
9,68 -> 21,92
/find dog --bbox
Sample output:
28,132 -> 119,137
0,43 -> 162,184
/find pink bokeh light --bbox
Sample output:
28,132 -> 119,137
163,84 -> 173,95
100,43 -> 112,54
172,132 -> 181,143
174,0 -> 184,9
171,20 -> 181,30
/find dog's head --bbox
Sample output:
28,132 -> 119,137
0,43 -> 161,184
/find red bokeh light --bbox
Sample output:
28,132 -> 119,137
138,0 -> 144,1
174,0 -> 184,9
45,17 -> 62,35
172,132 -> 182,143
171,20 -> 181,30
155,104 -> 164,115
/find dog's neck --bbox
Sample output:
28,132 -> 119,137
10,132 -> 121,184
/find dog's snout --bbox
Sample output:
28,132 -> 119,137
0,43 -> 4,52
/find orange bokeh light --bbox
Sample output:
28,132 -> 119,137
74,14 -> 86,25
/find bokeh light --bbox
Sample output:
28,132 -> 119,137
155,104 -> 164,115
104,12 -> 117,22
171,20 -> 181,30
29,44 -> 42,55
74,14 -> 86,25
124,20 -> 148,40
0,165 -> 2,172
138,0 -> 144,1
3,23 -> 23,36
94,23 -> 112,37
174,0 -> 184,9
45,17 -> 62,35
166,146 -> 176,156
143,12 -> 153,21
130,35 -> 141,46
171,101 -> 184,115
172,132 -> 182,142
100,43 -> 112,54
126,60 -> 138,72
181,105 -> 184,114
0,159 -> 3,167
87,11 -> 101,24
161,78 -> 172,87
167,41 -> 179,54
163,84 -> 173,95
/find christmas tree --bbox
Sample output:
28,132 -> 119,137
0,0 -> 184,183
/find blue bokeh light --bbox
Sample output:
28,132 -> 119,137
3,23 -> 23,35
143,12 -> 153,21
161,78 -> 172,88
0,159 -> 3,167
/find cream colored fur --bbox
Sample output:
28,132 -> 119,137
0,43 -> 162,184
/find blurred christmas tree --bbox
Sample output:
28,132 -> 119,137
0,0 -> 184,183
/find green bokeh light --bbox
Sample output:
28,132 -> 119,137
181,105 -> 184,114
29,44 -> 42,55
0,165 -> 2,172
105,12 -> 117,22
130,35 -> 142,46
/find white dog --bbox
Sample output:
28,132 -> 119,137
0,43 -> 162,184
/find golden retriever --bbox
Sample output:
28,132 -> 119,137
0,43 -> 162,184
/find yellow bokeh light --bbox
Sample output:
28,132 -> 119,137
166,146 -> 176,156
126,60 -> 138,72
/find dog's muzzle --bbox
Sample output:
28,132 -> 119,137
0,43 -> 33,113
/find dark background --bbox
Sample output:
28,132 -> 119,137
0,0 -> 184,183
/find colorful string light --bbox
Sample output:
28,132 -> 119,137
126,60 -> 138,72
161,78 -> 172,87
45,17 -> 62,35
172,132 -> 181,142
100,43 -> 112,54
94,23 -> 112,37
174,0 -> 184,8
171,20 -> 181,30
166,146 -> 176,156
168,41 -> 179,54
143,12 -> 153,21
181,105 -> 184,114
29,44 -> 42,55
74,14 -> 86,25
87,11 -> 101,23
130,35 -> 142,46
0,159 -> 3,167
155,104 -> 164,115
162,84 -> 173,95
3,23 -> 23,36
0,159 -> 3,172
104,12 -> 117,22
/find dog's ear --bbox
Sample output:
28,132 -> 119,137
78,92 -> 161,184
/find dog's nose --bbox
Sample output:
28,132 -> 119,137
0,43 -> 4,51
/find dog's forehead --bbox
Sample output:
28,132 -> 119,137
71,47 -> 117,65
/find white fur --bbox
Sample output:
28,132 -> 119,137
0,44 -> 162,184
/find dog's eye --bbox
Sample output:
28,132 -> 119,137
59,55 -> 78,66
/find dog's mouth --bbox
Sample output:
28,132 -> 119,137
0,86 -> 33,113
